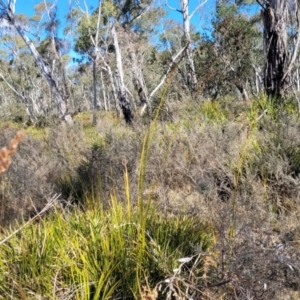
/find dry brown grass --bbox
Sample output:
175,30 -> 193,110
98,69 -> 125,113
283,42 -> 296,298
1,100 -> 300,298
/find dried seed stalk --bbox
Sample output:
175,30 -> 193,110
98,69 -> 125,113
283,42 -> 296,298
0,131 -> 24,174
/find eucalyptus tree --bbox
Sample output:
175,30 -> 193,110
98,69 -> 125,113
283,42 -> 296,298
73,0 -> 134,124
68,1 -> 108,125
74,0 -> 167,123
35,3 -> 71,83
0,12 -> 59,121
194,1 -> 260,100
107,0 -> 168,122
0,0 -> 74,124
257,0 -> 300,99
0,21 -> 41,120
166,0 -> 208,91
34,2 -> 73,117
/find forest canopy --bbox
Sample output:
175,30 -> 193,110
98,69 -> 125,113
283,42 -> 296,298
0,0 -> 298,123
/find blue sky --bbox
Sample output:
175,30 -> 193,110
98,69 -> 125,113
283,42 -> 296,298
15,0 -> 100,20
11,0 -> 259,58
13,0 -> 260,36
11,0 -> 218,59
6,0 -> 261,67
13,0 -> 217,32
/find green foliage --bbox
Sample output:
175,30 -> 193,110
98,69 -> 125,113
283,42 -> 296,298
73,1 -> 116,54
159,20 -> 183,51
246,93 -> 278,124
195,2 -> 261,98
32,1 -> 60,31
113,0 -> 153,24
248,93 -> 299,122
15,13 -> 29,25
0,196 -> 214,299
37,37 -> 70,57
34,2 -> 53,14
102,0 -> 118,24
73,2 -> 115,54
74,13 -> 99,54
74,0 -> 164,55
199,100 -> 228,123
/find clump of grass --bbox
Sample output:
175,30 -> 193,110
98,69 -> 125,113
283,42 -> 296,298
248,92 -> 299,122
0,194 -> 214,299
199,100 -> 228,123
82,124 -> 104,147
24,125 -> 48,140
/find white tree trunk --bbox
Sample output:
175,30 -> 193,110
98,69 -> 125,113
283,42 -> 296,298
141,44 -> 189,115
180,0 -> 197,89
128,45 -> 148,108
100,71 -> 108,111
92,60 -> 98,126
90,2 -> 102,126
101,63 -> 121,116
0,1 -> 73,124
296,68 -> 300,92
111,24 -> 133,123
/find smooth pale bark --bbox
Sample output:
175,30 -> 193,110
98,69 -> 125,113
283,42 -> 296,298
91,1 -> 102,126
111,24 -> 134,124
92,60 -> 98,126
100,62 -> 121,116
167,0 -> 207,90
296,68 -> 300,92
236,85 -> 249,101
77,0 -> 102,125
252,65 -> 263,95
0,0 -> 73,124
100,71 -> 108,111
141,44 -> 189,115
128,45 -> 148,107
180,0 -> 197,89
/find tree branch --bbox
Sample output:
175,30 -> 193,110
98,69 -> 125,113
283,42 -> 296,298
165,0 -> 182,13
281,0 -> 300,86
0,194 -> 60,246
189,0 -> 208,20
141,43 -> 189,115
128,4 -> 152,26
74,0 -> 89,15
0,70 -> 25,100
8,0 -> 16,13
256,0 -> 265,10
197,279 -> 231,289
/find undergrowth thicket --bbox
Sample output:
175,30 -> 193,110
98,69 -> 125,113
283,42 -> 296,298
0,94 -> 300,299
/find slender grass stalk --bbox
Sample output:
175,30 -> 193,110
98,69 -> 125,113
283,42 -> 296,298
123,160 -> 131,221
136,51 -> 187,296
